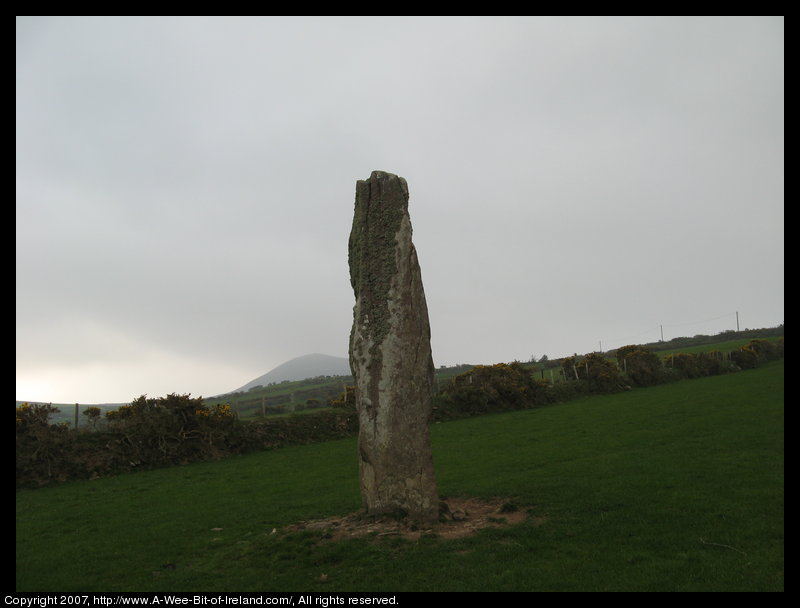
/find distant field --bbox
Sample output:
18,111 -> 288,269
16,360 -> 783,592
653,337 -> 782,358
522,337 -> 784,384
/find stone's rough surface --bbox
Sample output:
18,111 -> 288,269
348,170 -> 439,523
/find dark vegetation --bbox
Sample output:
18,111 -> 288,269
16,327 -> 783,489
639,325 -> 783,352
16,361 -> 784,591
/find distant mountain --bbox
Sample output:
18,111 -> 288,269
232,354 -> 351,393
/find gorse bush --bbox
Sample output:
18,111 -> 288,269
437,338 -> 785,421
728,338 -> 781,370
664,351 -> 727,378
111,394 -> 238,463
433,362 -> 551,419
16,403 -> 71,486
16,395 -> 240,486
16,402 -> 60,427
663,339 -> 779,377
434,358 -> 614,419
616,346 -> 666,387
729,348 -> 758,369
329,385 -> 356,410
16,394 -> 358,488
561,353 -> 622,393
228,409 -> 358,453
579,352 -> 623,392
82,406 -> 102,429
745,338 -> 783,361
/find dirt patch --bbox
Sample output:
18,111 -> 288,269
284,497 -> 538,541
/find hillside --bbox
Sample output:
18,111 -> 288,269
635,325 -> 784,353
230,353 -> 351,393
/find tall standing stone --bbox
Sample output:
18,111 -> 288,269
348,170 -> 439,523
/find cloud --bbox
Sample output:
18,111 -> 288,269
16,16 -> 783,403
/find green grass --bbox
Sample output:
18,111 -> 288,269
16,361 -> 784,592
653,337 -> 782,358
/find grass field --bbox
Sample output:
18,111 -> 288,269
653,337 -> 781,358
15,361 -> 784,592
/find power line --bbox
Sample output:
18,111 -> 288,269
603,312 -> 741,352
661,312 -> 737,328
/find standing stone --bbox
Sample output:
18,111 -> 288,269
348,170 -> 439,523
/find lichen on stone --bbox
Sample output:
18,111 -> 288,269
347,170 -> 439,524
348,171 -> 409,356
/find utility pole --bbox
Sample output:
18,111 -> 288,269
736,311 -> 740,332
660,325 -> 664,342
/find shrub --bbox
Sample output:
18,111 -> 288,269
329,385 -> 356,410
614,345 -> 643,363
16,393 -> 357,488
433,362 -> 545,419
16,403 -> 72,486
563,353 -> 623,393
616,346 -> 663,387
664,353 -> 690,377
544,377 -> 592,402
104,393 -> 219,465
694,351 -> 726,376
728,339 -> 782,371
663,352 -> 728,378
745,339 -> 780,362
16,402 -> 60,428
730,346 -> 759,369
227,409 -> 358,453
82,406 -> 102,429
560,356 -> 581,382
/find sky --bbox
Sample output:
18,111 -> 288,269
16,16 -> 784,404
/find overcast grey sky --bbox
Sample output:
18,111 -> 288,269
16,16 -> 784,404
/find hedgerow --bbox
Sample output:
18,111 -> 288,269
433,362 -> 551,419
15,394 -> 357,487
16,339 -> 783,488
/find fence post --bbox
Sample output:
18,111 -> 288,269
74,403 -> 79,429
